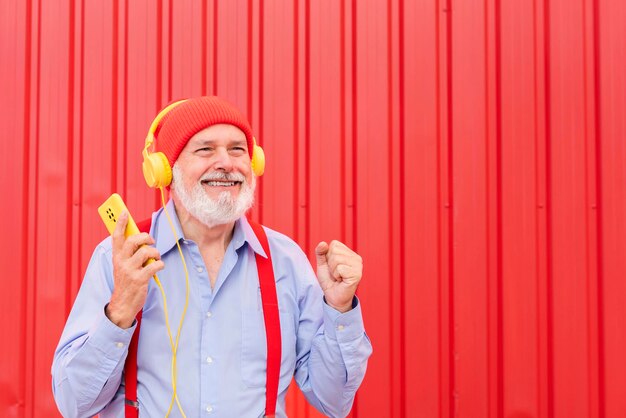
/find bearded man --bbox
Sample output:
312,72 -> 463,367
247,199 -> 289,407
51,96 -> 372,418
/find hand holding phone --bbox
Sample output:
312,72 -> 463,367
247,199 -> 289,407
98,193 -> 164,328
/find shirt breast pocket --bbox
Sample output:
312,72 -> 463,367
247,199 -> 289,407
241,309 -> 297,390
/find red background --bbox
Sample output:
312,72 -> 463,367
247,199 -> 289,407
1,0 -> 625,417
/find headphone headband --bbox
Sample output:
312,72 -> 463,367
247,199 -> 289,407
142,97 -> 265,189
144,99 -> 188,153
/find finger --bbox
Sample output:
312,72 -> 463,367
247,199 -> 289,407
328,240 -> 359,258
333,264 -> 347,280
328,254 -> 363,270
326,269 -> 340,282
315,241 -> 329,267
328,240 -> 349,253
129,245 -> 161,268
120,233 -> 155,259
332,264 -> 358,282
143,259 -> 165,277
327,254 -> 349,275
329,244 -> 363,272
111,210 -> 129,252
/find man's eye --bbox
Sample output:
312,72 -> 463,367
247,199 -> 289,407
197,147 -> 213,152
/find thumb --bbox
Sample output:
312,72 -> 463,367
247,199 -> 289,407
111,210 -> 129,251
315,241 -> 329,267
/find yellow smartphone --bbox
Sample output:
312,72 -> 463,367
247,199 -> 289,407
97,193 -> 141,238
98,193 -> 155,265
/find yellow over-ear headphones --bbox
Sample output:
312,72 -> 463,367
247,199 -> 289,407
250,137 -> 265,177
142,99 -> 265,189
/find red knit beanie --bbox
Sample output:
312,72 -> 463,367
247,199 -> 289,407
155,96 -> 254,167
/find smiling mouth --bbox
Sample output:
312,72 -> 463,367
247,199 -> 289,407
201,180 -> 242,187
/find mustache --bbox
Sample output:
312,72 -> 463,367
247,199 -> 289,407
199,171 -> 246,182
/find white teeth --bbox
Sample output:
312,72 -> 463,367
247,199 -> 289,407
204,181 -> 236,187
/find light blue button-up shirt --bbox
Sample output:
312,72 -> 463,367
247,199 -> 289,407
52,200 -> 372,417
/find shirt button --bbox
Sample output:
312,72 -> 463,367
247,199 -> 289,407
206,356 -> 213,364
337,325 -> 345,331
115,342 -> 124,348
206,405 -> 213,413
206,311 -> 212,318
196,266 -> 204,273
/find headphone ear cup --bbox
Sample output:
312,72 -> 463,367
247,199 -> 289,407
251,144 -> 265,177
143,151 -> 172,188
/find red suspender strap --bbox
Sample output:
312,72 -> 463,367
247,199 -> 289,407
123,218 -> 151,417
124,310 -> 142,417
122,218 -> 281,417
248,219 -> 282,418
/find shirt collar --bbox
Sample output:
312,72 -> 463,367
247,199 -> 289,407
153,199 -> 186,256
238,216 -> 268,258
153,199 -> 267,258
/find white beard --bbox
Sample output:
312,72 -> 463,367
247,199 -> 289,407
171,163 -> 256,228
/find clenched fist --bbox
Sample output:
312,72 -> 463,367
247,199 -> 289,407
314,240 -> 363,313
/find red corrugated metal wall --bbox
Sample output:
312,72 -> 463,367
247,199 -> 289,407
1,0 -> 625,417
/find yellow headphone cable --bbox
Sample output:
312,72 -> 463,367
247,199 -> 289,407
148,186 -> 191,418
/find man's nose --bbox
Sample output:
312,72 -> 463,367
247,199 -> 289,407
213,148 -> 235,171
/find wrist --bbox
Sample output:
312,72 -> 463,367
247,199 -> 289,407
105,302 -> 135,329
325,297 -> 354,313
